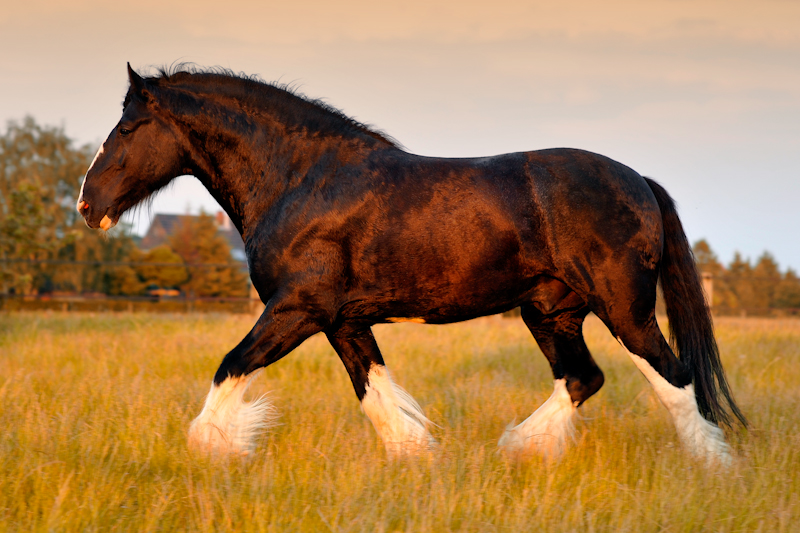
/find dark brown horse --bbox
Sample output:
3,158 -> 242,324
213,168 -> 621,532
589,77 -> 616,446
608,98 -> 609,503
78,64 -> 744,462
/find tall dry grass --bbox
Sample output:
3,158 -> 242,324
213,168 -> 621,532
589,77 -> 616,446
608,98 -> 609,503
0,312 -> 798,532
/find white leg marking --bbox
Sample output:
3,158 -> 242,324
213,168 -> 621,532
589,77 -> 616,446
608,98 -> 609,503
361,364 -> 435,455
498,378 -> 577,458
188,371 -> 276,455
617,338 -> 731,465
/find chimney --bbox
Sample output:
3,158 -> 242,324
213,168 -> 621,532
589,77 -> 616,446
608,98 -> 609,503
215,211 -> 231,230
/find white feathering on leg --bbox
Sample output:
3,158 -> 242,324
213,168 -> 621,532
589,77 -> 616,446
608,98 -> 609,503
361,364 -> 435,455
498,378 -> 577,458
188,370 -> 277,455
617,337 -> 731,465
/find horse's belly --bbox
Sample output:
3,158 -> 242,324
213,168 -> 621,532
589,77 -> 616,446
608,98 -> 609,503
355,238 -> 543,323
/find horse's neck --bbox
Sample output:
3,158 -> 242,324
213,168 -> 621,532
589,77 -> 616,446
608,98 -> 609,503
183,110 -> 383,240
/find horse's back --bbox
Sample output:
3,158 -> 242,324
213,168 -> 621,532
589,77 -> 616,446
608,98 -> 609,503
377,147 -> 663,264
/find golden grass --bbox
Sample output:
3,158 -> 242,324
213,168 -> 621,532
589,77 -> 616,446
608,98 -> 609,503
1,312 -> 798,532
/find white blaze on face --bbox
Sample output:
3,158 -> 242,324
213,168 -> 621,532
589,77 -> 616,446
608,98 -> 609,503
361,363 -> 435,455
77,143 -> 105,212
617,337 -> 731,465
87,143 -> 105,173
76,177 -> 87,212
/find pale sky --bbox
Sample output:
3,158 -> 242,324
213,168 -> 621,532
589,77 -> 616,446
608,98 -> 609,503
2,0 -> 798,269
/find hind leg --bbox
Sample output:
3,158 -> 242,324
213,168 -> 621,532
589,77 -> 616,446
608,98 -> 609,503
499,294 -> 604,457
613,317 -> 731,464
587,258 -> 731,464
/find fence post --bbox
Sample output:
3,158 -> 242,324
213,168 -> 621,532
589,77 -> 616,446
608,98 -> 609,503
701,272 -> 714,311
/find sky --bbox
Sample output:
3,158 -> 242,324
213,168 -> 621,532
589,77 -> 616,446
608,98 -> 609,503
2,0 -> 798,270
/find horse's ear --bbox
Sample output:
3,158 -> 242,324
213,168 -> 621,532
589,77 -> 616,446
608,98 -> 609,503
127,62 -> 151,102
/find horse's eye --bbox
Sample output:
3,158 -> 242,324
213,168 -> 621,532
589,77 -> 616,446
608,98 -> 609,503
119,127 -> 132,137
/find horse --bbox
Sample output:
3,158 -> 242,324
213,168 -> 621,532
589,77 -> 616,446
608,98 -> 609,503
77,64 -> 745,463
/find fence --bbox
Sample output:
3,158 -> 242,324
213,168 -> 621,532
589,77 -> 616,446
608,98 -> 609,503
1,258 -> 263,315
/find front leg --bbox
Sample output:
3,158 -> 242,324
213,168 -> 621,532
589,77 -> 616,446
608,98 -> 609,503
188,295 -> 325,455
327,323 -> 435,456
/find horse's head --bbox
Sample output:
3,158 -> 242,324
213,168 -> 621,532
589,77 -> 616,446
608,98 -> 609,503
77,64 -> 188,230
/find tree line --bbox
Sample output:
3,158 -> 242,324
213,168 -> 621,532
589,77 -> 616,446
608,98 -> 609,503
692,240 -> 800,314
1,117 -> 247,299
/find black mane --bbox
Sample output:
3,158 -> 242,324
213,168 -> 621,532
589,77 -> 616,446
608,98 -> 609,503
127,64 -> 400,148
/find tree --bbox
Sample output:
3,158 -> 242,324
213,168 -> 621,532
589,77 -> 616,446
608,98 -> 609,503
774,269 -> 800,309
52,220 -> 140,295
692,239 -> 736,310
752,252 -> 782,309
693,239 -> 722,274
727,252 -> 756,312
131,245 -> 188,289
0,180 -> 55,293
169,213 -> 248,298
0,116 -> 102,294
0,116 -> 92,235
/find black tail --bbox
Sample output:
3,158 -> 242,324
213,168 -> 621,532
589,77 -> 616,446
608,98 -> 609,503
644,177 -> 746,428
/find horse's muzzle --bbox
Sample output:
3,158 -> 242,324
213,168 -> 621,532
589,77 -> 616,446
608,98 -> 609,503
77,201 -> 117,231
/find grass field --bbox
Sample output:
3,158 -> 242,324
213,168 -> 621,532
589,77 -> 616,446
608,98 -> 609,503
1,312 -> 798,532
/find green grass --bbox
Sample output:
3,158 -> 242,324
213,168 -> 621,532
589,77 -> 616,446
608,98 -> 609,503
0,312 -> 798,532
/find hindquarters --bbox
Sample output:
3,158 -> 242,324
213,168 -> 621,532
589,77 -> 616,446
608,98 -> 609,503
523,149 -> 663,299
512,152 -> 741,463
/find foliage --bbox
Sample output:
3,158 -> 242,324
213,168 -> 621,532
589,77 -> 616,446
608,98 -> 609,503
0,180 -> 55,293
131,245 -> 188,290
0,116 -> 91,228
0,117 -> 94,293
169,212 -> 248,298
693,240 -> 800,313
774,269 -> 800,309
49,221 -> 139,295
